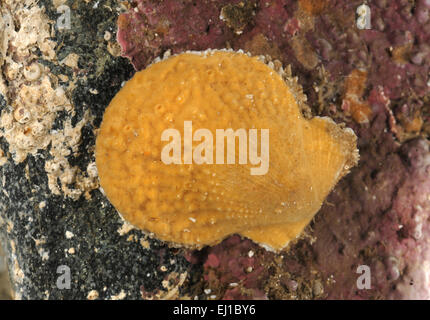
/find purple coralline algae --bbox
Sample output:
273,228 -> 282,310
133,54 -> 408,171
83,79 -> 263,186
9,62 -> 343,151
117,0 -> 430,299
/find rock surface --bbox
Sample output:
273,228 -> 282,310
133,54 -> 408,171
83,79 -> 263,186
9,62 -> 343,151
117,0 -> 430,300
0,0 -> 194,300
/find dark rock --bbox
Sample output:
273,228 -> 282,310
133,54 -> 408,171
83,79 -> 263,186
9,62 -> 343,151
0,0 -> 194,300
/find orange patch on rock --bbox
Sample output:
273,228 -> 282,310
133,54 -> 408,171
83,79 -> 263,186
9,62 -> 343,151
343,69 -> 373,124
344,69 -> 368,97
400,112 -> 424,134
117,14 -> 130,30
298,0 -> 328,15
243,33 -> 283,62
290,35 -> 319,70
348,100 -> 373,124
391,44 -> 413,65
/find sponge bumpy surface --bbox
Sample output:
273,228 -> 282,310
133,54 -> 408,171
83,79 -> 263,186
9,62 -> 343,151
96,51 -> 358,250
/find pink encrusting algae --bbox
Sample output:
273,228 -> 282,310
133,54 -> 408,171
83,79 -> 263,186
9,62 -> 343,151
117,0 -> 430,299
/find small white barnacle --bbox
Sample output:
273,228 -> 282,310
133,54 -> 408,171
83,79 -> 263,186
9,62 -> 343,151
23,62 -> 42,81
13,107 -> 31,124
